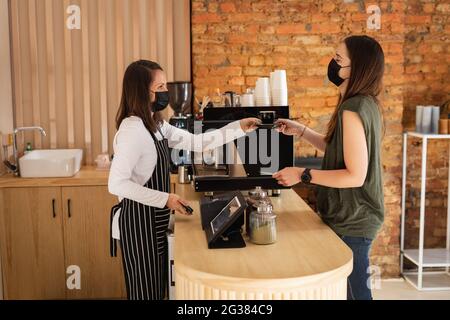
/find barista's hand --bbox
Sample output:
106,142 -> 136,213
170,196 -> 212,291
275,118 -> 303,136
166,193 -> 191,216
273,167 -> 304,187
240,118 -> 261,133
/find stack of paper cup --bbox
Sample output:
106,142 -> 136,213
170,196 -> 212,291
241,93 -> 255,107
270,72 -> 275,94
431,106 -> 440,134
255,77 -> 271,106
421,106 -> 432,134
416,105 -> 441,134
415,106 -> 424,132
270,70 -> 288,106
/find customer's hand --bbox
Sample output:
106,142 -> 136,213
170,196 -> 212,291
275,118 -> 303,136
166,193 -> 191,216
273,167 -> 304,187
240,118 -> 261,133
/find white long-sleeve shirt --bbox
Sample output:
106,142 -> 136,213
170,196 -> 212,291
108,116 -> 246,208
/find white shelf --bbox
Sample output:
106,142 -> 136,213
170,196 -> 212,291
403,272 -> 450,291
407,131 -> 450,139
403,249 -> 450,267
401,132 -> 450,290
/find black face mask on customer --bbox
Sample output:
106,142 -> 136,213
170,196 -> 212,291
327,59 -> 350,87
151,91 -> 170,112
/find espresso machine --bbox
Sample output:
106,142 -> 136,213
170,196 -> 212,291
191,106 -> 294,192
167,81 -> 193,173
192,106 -> 293,249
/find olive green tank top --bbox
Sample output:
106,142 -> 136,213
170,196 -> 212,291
316,95 -> 384,239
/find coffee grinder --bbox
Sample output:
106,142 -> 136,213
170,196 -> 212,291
167,81 -> 194,173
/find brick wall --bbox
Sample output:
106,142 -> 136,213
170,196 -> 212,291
191,0 -> 449,277
403,1 -> 450,251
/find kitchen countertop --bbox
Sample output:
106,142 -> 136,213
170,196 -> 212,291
173,183 -> 353,300
0,167 -> 179,188
0,166 -> 110,188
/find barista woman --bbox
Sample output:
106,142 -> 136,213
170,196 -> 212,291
108,60 -> 260,300
273,35 -> 385,300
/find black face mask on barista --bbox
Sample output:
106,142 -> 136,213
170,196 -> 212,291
151,91 -> 170,112
327,59 -> 350,87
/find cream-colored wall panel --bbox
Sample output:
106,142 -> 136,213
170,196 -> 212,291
0,0 -> 14,177
9,0 -> 191,165
0,0 -> 14,300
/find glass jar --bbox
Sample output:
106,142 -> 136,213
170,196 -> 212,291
247,186 -> 268,207
246,187 -> 270,235
249,203 -> 277,245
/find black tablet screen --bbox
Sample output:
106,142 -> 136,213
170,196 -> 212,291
210,196 -> 241,235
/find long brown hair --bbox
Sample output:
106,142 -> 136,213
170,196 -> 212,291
325,35 -> 385,143
115,60 -> 164,134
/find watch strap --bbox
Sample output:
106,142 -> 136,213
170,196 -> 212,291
301,168 -> 312,184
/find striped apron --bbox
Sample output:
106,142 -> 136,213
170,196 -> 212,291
110,127 -> 171,300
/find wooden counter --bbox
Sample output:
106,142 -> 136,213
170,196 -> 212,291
0,167 -> 179,299
174,184 -> 353,300
0,167 -> 179,188
0,166 -> 109,188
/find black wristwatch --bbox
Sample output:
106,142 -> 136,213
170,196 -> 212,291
301,168 -> 312,184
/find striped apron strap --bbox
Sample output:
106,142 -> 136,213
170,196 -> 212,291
110,202 -> 122,257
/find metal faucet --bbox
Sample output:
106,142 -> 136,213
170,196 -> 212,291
6,126 -> 47,176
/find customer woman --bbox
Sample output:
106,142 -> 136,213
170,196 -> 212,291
273,35 -> 385,300
108,60 -> 259,300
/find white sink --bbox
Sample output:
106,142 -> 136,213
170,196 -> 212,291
19,149 -> 83,178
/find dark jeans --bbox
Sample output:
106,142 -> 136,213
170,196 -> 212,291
340,235 -> 373,300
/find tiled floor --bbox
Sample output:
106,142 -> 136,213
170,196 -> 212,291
373,279 -> 450,300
